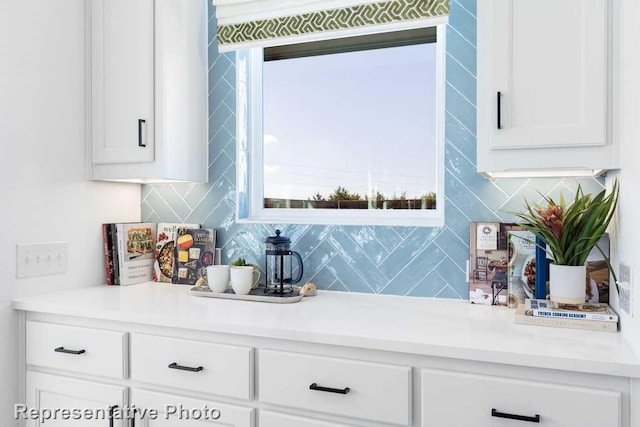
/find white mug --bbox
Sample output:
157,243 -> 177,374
230,266 -> 261,295
206,265 -> 230,293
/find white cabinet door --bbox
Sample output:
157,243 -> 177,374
25,372 -> 127,427
477,0 -> 615,175
260,411 -> 354,427
132,389 -> 253,427
421,369 -> 621,427
91,0 -> 154,164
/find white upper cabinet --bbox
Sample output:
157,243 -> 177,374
477,0 -> 618,176
89,0 -> 208,183
91,0 -> 155,165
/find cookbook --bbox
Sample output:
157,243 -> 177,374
524,298 -> 618,322
114,222 -> 156,286
515,305 -> 617,332
153,223 -> 200,283
174,228 -> 216,285
102,224 -> 115,285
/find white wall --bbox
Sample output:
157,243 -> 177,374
0,0 -> 140,423
611,0 -> 640,357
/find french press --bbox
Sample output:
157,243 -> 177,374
264,229 -> 304,294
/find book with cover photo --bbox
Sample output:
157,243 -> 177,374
174,228 -> 216,285
115,222 -> 157,286
153,223 -> 200,283
469,222 -> 524,306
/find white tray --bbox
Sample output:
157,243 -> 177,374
190,286 -> 305,303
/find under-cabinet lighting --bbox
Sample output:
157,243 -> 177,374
101,178 -> 201,184
483,169 -> 605,179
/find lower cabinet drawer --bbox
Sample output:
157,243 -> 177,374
421,369 -> 621,427
260,411 -> 354,427
132,389 -> 253,427
130,333 -> 252,400
26,321 -> 126,379
259,350 -> 411,426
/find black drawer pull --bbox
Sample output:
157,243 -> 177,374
497,91 -> 503,129
309,383 -> 350,394
54,346 -> 85,355
492,408 -> 540,423
168,362 -> 203,372
138,119 -> 146,147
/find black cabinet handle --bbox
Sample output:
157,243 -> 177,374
108,405 -> 118,427
492,408 -> 540,423
497,91 -> 502,129
168,362 -> 203,372
138,119 -> 146,147
309,382 -> 350,394
54,346 -> 85,355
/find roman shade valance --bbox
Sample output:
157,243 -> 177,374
211,0 -> 449,52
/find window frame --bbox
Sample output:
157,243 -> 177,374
235,22 -> 447,227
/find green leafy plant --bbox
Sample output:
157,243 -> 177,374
512,180 -> 619,268
232,258 -> 250,267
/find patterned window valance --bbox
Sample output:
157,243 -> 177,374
212,0 -> 449,52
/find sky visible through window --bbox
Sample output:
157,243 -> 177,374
263,42 -> 437,204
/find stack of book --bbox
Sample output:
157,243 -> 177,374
516,298 -> 618,332
103,222 -> 217,286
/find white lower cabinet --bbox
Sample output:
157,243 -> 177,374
260,411 -> 354,427
421,369 -> 621,427
131,389 -> 253,427
20,318 -> 633,427
25,371 -> 128,427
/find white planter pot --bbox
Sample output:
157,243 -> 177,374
549,264 -> 586,304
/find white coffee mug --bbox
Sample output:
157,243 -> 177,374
206,265 -> 230,293
230,266 -> 261,295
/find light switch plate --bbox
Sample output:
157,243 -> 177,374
618,262 -> 633,317
16,242 -> 68,278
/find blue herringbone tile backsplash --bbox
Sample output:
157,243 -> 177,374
141,0 -> 604,299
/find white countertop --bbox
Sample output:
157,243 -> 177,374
13,283 -> 640,378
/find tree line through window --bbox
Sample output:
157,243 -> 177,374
264,186 -> 436,209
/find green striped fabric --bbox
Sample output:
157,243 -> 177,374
218,0 -> 449,48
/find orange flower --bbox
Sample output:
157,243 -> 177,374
537,204 -> 564,240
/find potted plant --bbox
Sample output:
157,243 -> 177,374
512,180 -> 619,304
231,258 -> 251,267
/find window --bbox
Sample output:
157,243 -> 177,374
236,25 -> 445,226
